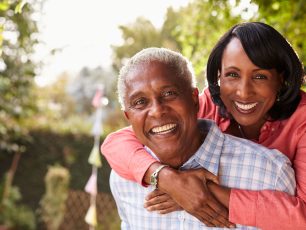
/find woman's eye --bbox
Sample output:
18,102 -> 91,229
254,74 -> 268,80
225,72 -> 239,78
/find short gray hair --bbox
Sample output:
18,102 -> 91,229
117,47 -> 197,110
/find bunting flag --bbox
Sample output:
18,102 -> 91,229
85,86 -> 106,229
92,87 -> 103,108
85,171 -> 97,196
91,108 -> 103,136
85,204 -> 97,227
88,144 -> 102,168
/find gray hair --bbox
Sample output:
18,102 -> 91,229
117,47 -> 197,110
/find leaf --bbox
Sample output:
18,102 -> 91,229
15,0 -> 28,14
0,1 -> 9,11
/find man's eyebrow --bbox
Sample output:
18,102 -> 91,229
127,91 -> 144,101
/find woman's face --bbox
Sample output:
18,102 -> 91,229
220,38 -> 283,128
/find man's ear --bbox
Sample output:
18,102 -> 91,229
124,111 -> 129,120
192,88 -> 199,111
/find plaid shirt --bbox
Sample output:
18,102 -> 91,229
110,119 -> 296,230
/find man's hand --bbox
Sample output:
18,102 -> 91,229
156,167 -> 235,228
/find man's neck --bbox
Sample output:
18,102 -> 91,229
159,127 -> 207,169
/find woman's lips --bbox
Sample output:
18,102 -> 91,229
234,101 -> 258,114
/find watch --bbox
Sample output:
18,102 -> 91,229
150,164 -> 168,190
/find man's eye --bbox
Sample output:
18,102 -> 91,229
131,98 -> 147,109
163,90 -> 177,97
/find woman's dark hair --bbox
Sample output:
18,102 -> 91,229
207,22 -> 304,120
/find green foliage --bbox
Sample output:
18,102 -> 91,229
112,0 -> 305,92
172,0 -> 241,88
112,17 -> 164,72
0,181 -> 35,230
0,130 -> 112,216
0,0 -> 40,153
14,0 -> 28,14
39,165 -> 70,230
96,208 -> 120,230
253,0 -> 306,63
27,73 -> 93,135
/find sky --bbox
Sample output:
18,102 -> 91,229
34,0 -> 190,86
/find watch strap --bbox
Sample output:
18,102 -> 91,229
150,164 -> 168,190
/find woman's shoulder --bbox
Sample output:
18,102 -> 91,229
280,90 -> 306,126
299,90 -> 306,105
292,91 -> 306,114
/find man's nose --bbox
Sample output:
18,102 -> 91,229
148,100 -> 166,118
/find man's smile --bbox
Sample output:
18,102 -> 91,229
150,123 -> 177,135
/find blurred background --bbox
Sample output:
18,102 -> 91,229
0,0 -> 305,229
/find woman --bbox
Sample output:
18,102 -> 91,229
102,22 -> 306,229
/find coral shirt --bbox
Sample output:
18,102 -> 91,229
101,88 -> 306,230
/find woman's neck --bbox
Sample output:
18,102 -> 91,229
227,120 -> 265,140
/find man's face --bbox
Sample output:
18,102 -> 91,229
124,61 -> 199,165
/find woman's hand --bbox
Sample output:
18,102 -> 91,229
144,189 -> 182,214
157,167 -> 234,228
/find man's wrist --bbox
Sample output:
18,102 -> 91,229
150,165 -> 169,190
156,167 -> 178,193
143,162 -> 163,185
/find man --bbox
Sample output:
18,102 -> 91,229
110,47 -> 295,229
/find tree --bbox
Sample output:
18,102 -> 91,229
172,0 -> 241,88
111,17 -> 164,72
0,0 -> 40,153
0,0 -> 41,227
112,0 -> 305,90
252,0 -> 306,63
67,66 -> 117,115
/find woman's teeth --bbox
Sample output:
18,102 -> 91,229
234,101 -> 258,110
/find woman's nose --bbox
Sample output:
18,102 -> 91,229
236,79 -> 255,99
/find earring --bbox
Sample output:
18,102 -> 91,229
276,92 -> 281,102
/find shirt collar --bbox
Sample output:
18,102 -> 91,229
181,119 -> 224,176
145,119 -> 225,176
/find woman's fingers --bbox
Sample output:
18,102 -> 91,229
145,189 -> 163,200
144,192 -> 181,213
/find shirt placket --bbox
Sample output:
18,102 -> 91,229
178,211 -> 186,230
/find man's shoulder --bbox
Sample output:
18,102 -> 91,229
223,134 -> 291,168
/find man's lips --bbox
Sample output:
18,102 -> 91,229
150,123 -> 177,134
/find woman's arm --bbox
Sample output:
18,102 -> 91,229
102,127 -> 232,227
101,126 -> 158,184
229,132 -> 306,229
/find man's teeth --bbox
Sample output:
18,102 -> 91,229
235,101 -> 258,110
151,123 -> 177,134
